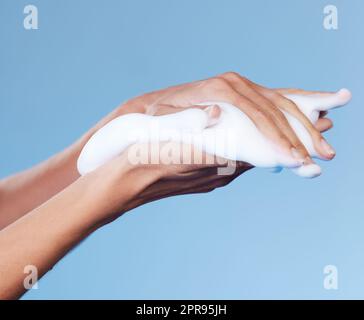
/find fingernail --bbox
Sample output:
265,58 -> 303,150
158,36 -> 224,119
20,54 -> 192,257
321,139 -> 336,156
291,147 -> 305,164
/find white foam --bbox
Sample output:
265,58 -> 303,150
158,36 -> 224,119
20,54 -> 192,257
77,89 -> 351,178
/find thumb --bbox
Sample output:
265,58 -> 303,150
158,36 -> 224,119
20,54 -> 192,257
312,88 -> 352,112
200,104 -> 221,127
287,89 -> 352,113
152,104 -> 222,132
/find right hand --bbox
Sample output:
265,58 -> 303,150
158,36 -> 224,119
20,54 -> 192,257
81,78 -> 339,224
79,72 -> 336,169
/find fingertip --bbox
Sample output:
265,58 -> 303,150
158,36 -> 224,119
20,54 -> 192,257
206,104 -> 221,118
317,138 -> 336,160
204,104 -> 222,127
293,163 -> 322,178
338,88 -> 352,101
315,118 -> 333,132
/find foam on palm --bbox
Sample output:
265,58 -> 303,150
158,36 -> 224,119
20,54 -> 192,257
77,89 -> 351,178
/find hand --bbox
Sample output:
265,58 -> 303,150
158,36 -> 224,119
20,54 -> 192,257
72,72 -> 341,222
80,86 -> 337,224
79,72 -> 336,168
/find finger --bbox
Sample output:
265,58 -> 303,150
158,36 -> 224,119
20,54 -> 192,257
296,89 -> 352,112
274,88 -> 335,96
230,77 -> 337,160
315,118 -> 333,133
152,103 -> 221,127
145,104 -> 221,143
173,167 -> 248,196
274,88 -> 352,112
128,157 -> 252,206
136,103 -> 224,177
140,166 -> 234,201
228,92 -> 305,166
253,87 -> 335,159
217,74 -> 311,165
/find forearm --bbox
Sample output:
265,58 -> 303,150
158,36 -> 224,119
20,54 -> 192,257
0,159 -> 153,300
0,140 -> 86,229
0,103 -> 136,230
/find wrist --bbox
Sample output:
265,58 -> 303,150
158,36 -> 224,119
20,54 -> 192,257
79,154 -> 161,227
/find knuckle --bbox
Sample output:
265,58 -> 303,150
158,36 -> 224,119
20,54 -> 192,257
205,77 -> 231,91
296,145 -> 309,156
252,107 -> 270,122
292,137 -> 306,148
254,107 -> 266,119
284,98 -> 301,111
211,77 -> 229,87
220,72 -> 251,88
267,92 -> 294,111
311,129 -> 323,140
238,75 -> 249,83
274,109 -> 290,124
279,137 -> 292,149
274,131 -> 291,147
221,71 -> 241,81
268,104 -> 284,116
297,144 -> 308,152
269,90 -> 286,102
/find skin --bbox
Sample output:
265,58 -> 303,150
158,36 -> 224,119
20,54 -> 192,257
0,73 -> 335,299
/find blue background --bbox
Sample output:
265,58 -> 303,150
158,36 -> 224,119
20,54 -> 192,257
0,0 -> 363,299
